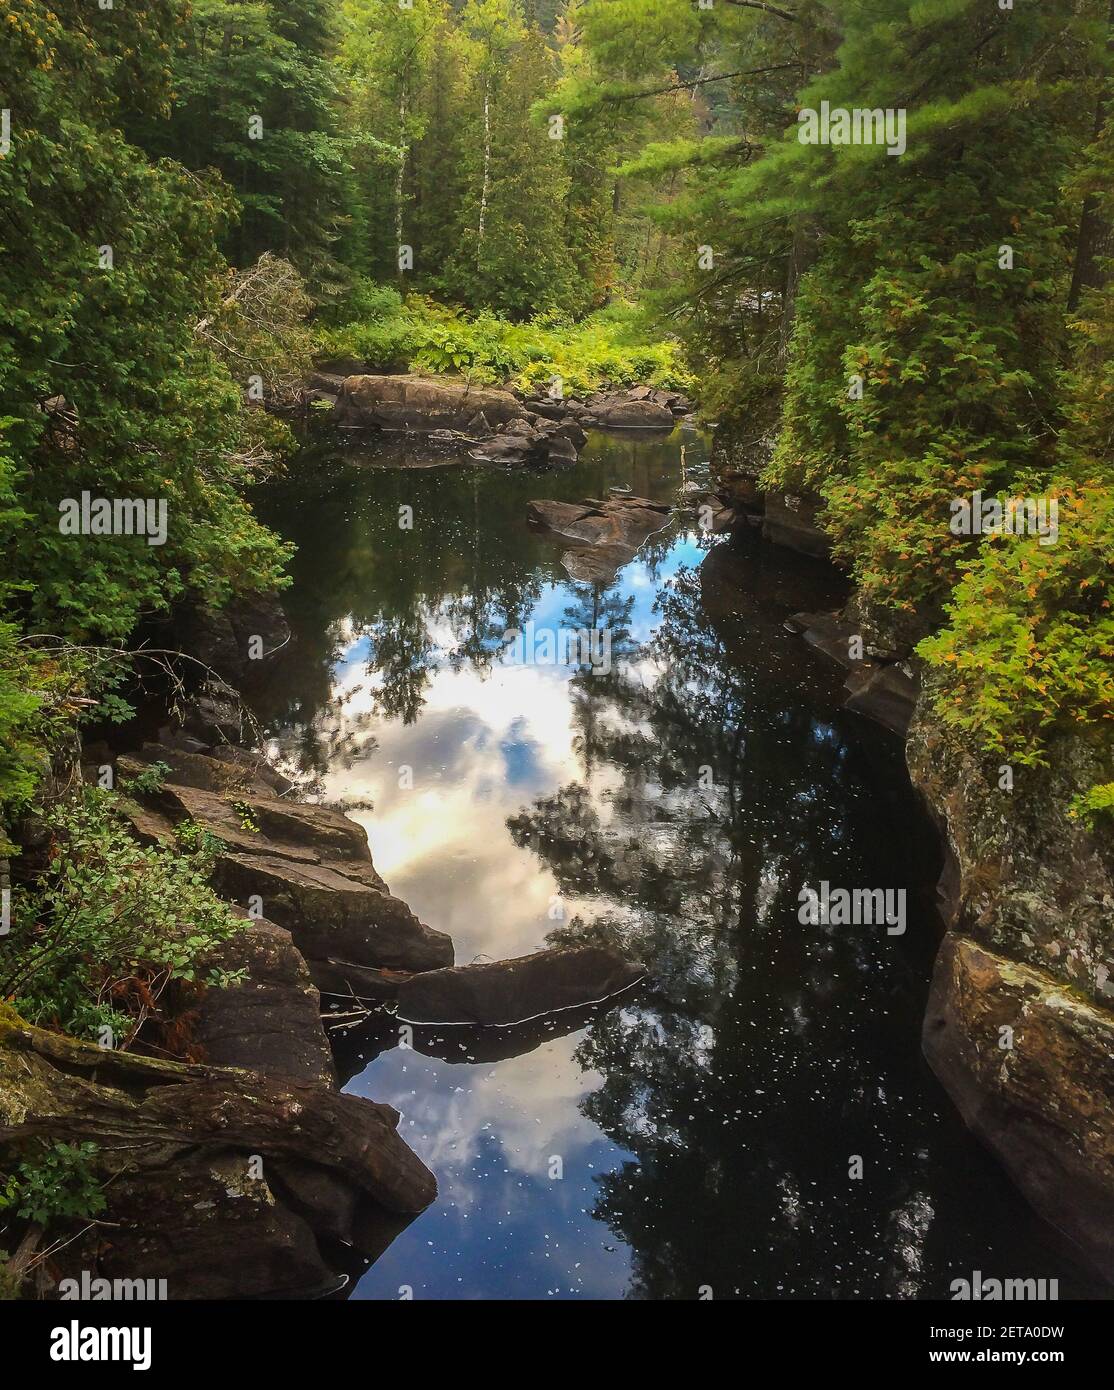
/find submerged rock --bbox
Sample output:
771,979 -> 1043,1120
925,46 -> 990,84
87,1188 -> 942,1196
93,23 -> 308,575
843,662 -> 918,738
527,494 -> 672,583
762,490 -> 832,559
395,945 -> 646,1026
787,610 -> 919,737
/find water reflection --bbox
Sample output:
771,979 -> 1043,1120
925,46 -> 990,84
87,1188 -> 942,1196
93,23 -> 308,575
253,428 -> 1108,1300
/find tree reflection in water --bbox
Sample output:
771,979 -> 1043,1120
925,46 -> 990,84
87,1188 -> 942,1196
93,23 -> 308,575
254,430 -> 1104,1300
509,543 -> 1082,1298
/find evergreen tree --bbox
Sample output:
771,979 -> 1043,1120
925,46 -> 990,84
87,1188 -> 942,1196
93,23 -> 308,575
446,25 -> 575,315
130,0 -> 350,280
0,0 -> 289,645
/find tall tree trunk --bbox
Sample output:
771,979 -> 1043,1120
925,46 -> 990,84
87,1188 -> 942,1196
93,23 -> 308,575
478,77 -> 492,250
1067,2 -> 1113,312
395,82 -> 408,282
777,220 -> 814,368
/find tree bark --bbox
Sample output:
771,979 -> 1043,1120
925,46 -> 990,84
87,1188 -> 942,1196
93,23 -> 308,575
777,219 -> 814,368
478,77 -> 492,249
1067,3 -> 1113,312
395,81 -> 409,280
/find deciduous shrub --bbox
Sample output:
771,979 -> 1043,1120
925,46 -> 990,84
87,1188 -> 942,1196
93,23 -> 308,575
0,788 -> 245,1047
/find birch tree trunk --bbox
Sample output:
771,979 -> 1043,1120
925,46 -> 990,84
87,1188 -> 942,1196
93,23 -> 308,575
478,77 -> 491,250
395,82 -> 408,278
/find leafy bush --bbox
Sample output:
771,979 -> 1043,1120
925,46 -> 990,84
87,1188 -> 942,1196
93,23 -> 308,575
0,619 -> 99,857
916,120 -> 1114,776
0,1141 -> 106,1227
317,294 -> 692,395
0,788 -> 245,1047
1069,782 -> 1114,830
329,279 -> 405,328
117,760 -> 171,796
917,482 -> 1114,767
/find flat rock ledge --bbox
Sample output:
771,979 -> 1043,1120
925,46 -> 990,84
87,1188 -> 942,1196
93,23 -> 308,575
325,946 -> 647,1027
784,610 -> 919,738
396,946 -> 646,1025
117,749 -> 454,985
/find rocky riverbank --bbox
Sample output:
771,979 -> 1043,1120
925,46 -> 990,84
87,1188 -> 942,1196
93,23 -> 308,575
911,708 -> 1114,1280
0,681 -> 645,1298
707,424 -> 1114,1281
306,369 -> 692,467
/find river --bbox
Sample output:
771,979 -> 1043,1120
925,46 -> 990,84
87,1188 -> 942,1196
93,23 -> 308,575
250,422 -> 1105,1300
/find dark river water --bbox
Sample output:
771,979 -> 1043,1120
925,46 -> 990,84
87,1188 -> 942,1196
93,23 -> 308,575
251,423 -> 1106,1300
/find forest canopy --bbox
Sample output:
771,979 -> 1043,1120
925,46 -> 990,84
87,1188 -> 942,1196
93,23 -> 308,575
0,0 -> 1110,842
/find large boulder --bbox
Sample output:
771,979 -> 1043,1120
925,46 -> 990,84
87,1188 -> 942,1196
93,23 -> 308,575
395,945 -> 646,1026
924,936 -> 1114,1280
910,699 -> 1114,1277
581,386 -> 690,429
586,397 -> 673,428
334,374 -> 525,432
195,916 -> 336,1087
762,490 -> 832,559
0,1014 -> 436,1299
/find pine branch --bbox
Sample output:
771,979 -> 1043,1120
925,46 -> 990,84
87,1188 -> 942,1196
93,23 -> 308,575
603,63 -> 803,104
721,0 -> 802,22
